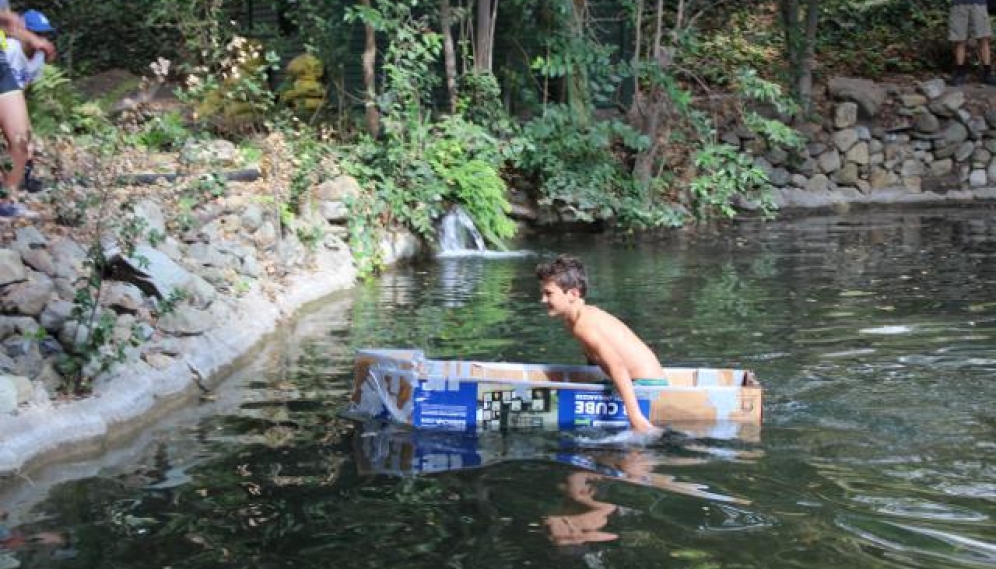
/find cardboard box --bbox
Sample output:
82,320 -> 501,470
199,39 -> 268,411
349,349 -> 763,430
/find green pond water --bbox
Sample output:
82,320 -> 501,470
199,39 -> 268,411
2,207 -> 995,569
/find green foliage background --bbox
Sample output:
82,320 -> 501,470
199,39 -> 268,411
18,0 -> 953,276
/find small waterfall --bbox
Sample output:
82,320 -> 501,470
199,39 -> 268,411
437,206 -> 487,254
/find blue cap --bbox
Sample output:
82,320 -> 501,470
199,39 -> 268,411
22,10 -> 54,33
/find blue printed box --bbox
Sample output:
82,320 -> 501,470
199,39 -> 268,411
349,349 -> 763,431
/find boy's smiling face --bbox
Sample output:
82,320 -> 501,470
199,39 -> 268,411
540,279 -> 580,319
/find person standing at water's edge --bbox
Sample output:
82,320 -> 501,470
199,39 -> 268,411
0,1 -> 55,218
948,0 -> 996,85
536,255 -> 662,433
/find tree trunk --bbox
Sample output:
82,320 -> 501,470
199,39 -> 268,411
631,0 -> 666,186
779,0 -> 819,114
797,0 -> 820,114
441,0 -> 458,113
361,0 -> 380,136
566,0 -> 592,127
475,0 -> 496,73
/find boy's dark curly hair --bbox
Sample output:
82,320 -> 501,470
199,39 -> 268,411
535,254 -> 588,298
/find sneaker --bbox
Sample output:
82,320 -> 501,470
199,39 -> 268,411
20,160 -> 43,193
21,175 -> 44,193
951,68 -> 969,86
0,202 -> 38,219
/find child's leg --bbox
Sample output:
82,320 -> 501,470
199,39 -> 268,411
0,89 -> 32,200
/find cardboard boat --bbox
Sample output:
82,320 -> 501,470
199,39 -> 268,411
349,349 -> 763,431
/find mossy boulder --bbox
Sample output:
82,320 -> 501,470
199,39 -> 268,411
281,54 -> 326,114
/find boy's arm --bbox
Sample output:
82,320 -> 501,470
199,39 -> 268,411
0,11 -> 24,34
0,13 -> 55,62
575,327 -> 654,431
19,31 -> 53,62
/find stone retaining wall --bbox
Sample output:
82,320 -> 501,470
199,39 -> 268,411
0,173 -> 421,475
726,77 -> 996,209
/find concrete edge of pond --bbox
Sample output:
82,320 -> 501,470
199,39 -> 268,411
765,185 -> 996,212
0,237 -> 419,481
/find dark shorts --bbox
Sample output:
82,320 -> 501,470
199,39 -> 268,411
0,50 -> 20,95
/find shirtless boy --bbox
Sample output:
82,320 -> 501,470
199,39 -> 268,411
536,254 -> 662,432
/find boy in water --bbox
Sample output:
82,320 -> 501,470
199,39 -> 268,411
536,254 -> 662,433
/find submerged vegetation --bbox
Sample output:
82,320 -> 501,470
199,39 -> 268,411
24,0 -> 948,274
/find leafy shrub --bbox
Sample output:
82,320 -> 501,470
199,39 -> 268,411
26,65 -> 92,135
515,104 -> 648,223
133,110 -> 190,151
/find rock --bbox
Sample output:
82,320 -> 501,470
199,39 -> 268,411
900,159 -> 923,178
985,109 -> 996,129
107,244 -> 199,301
104,282 -> 147,314
19,248 -> 55,276
769,167 -> 790,187
972,148 -> 992,168
931,90 -> 965,116
131,199 -> 167,239
806,142 -> 827,156
112,314 -> 138,344
49,238 -> 87,279
943,121 -> 970,145
917,79 -> 946,100
832,129 -> 859,153
241,204 -> 265,232
156,305 -> 213,336
805,174 -> 831,192
315,175 -> 362,202
868,168 -> 894,190
954,141 -> 975,162
796,157 -> 818,176
902,176 -> 922,192
833,102 -> 858,128
900,93 -> 927,107
187,242 -> 237,269
319,201 -> 349,223
0,271 -> 54,316
197,215 -> 241,243
967,118 -> 987,140
142,351 -> 175,370
39,300 -> 74,333
12,226 -> 47,253
930,159 -> 954,177
818,150 -> 842,173
240,254 -> 261,277
833,162 -> 860,185
766,146 -> 788,166
276,232 -> 307,270
0,250 -> 26,287
0,375 -> 20,413
845,142 -> 870,165
2,335 -> 43,378
253,221 -> 279,251
914,111 -> 941,133
969,169 -> 987,187
828,76 -> 887,117
180,138 -> 238,166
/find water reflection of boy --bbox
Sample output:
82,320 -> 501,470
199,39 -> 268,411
543,471 -> 619,546
543,448 -> 751,545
